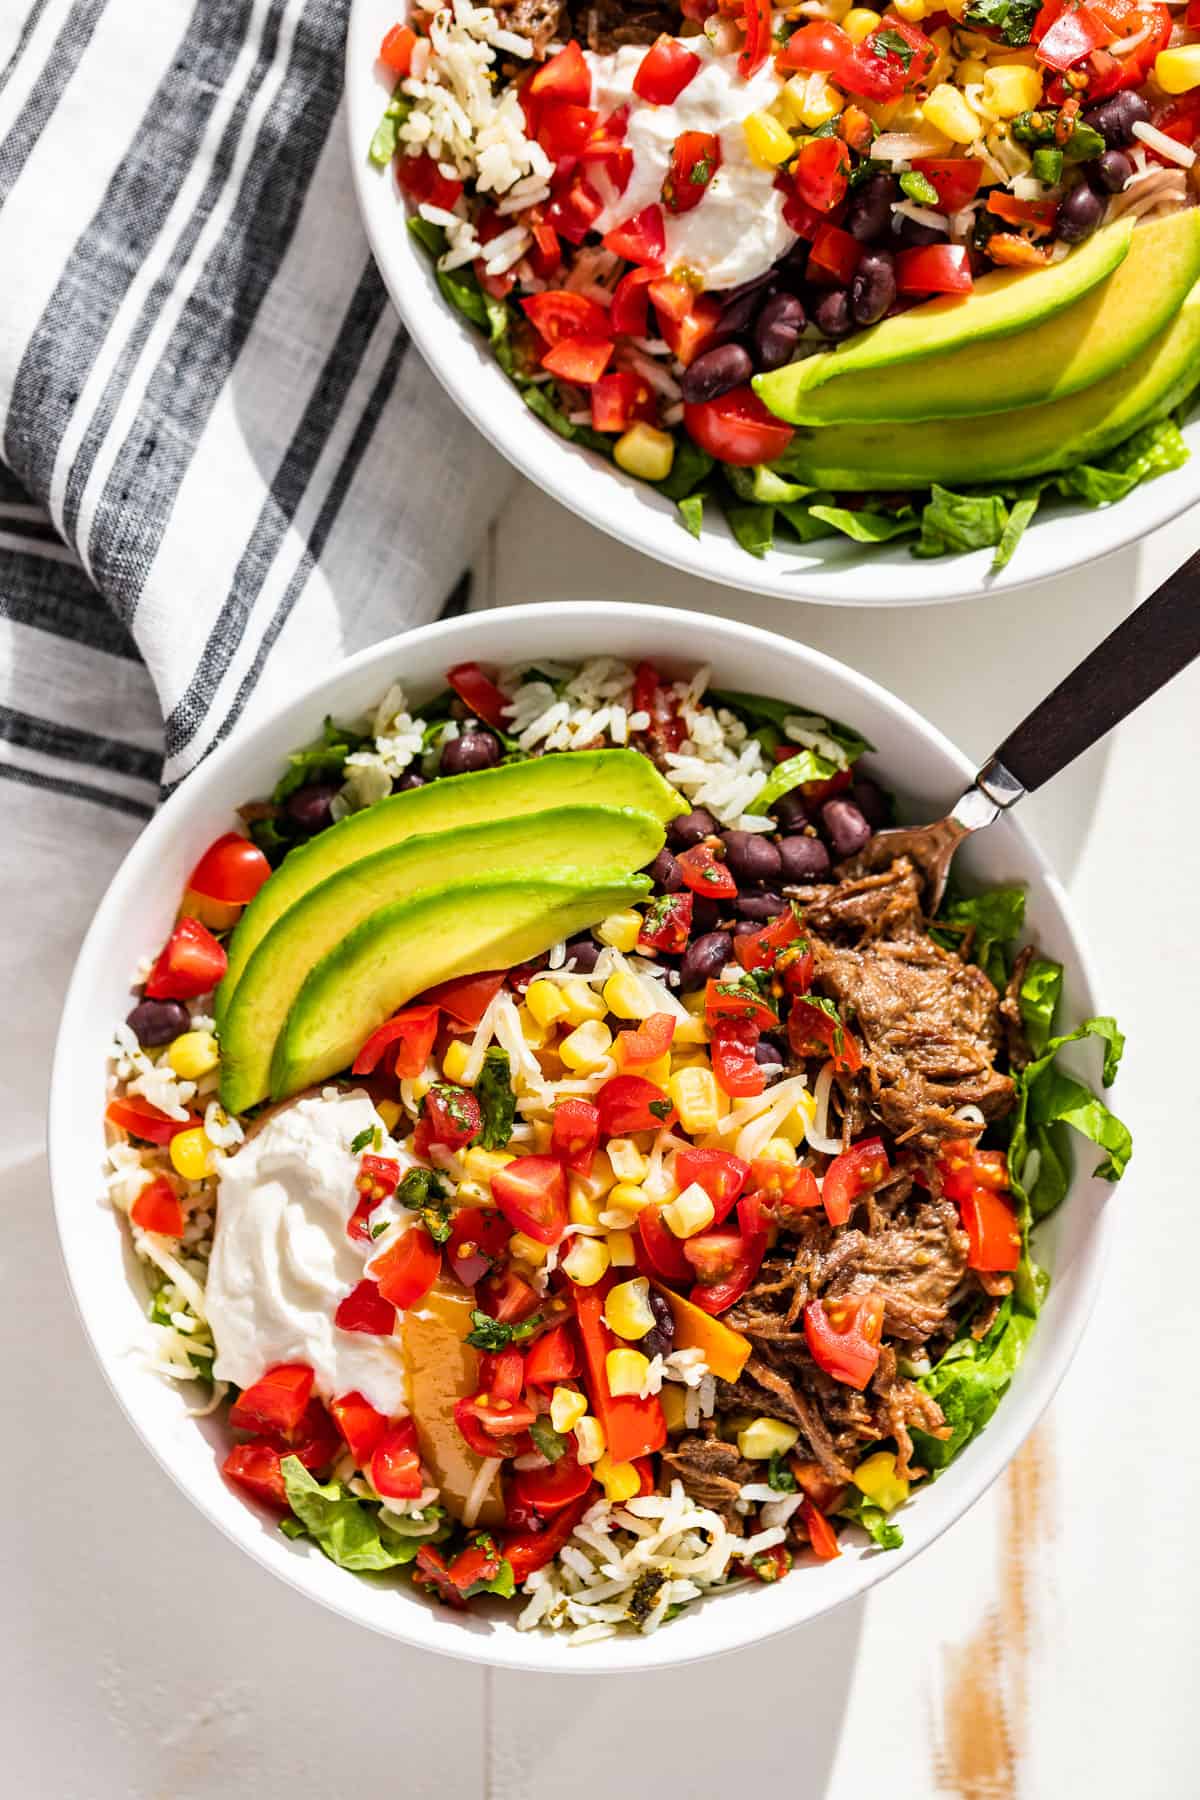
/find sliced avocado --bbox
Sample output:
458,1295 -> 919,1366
218,805 -> 665,1113
769,281 -> 1200,490
266,872 -> 651,1103
759,212 -> 1200,426
755,218 -> 1133,424
216,748 -> 684,1024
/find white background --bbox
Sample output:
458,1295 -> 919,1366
5,484 -> 1199,1798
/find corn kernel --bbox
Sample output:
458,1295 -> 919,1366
844,7 -> 882,40
607,1228 -> 637,1267
673,1010 -> 709,1046
596,1451 -> 642,1503
668,1065 -> 720,1135
517,1003 -> 549,1048
463,1146 -> 515,1183
825,0 -> 852,15
604,1275 -> 656,1340
775,1091 -> 818,1146
439,1038 -> 470,1084
982,62 -> 1042,117
662,1181 -> 715,1239
922,82 -> 980,144
759,1136 -> 797,1168
942,0 -> 966,15
402,1074 -> 432,1105
660,1383 -> 688,1433
575,1414 -> 607,1464
783,71 -> 843,130
638,1051 -> 673,1088
743,108 -> 795,167
603,968 -> 655,1022
738,1416 -> 801,1460
562,978 -> 607,1025
606,1348 -> 652,1397
608,1181 -> 651,1216
852,1449 -> 910,1512
569,1190 -> 604,1228
454,1178 -> 492,1209
169,1126 -> 212,1181
682,986 -> 707,1016
891,0 -> 926,16
166,1030 -> 219,1080
562,1235 -> 610,1286
376,1099 -> 403,1133
569,1149 -> 616,1205
551,1386 -> 587,1433
560,1018 -> 613,1072
596,909 -> 643,953
526,978 -> 569,1027
955,56 -> 987,85
614,422 -> 675,482
1155,45 -> 1200,93
509,1231 -> 550,1267
607,1137 -> 648,1182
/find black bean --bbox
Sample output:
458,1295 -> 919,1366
679,931 -> 733,991
1083,90 -> 1149,148
735,889 -> 787,920
723,267 -> 778,306
441,730 -> 501,775
679,342 -> 754,405
754,292 -> 806,371
733,919 -> 764,937
1094,149 -> 1134,193
650,847 -> 684,892
814,288 -> 853,339
894,213 -> 947,249
846,172 -> 896,244
850,777 -> 889,829
126,998 -> 191,1048
670,808 -> 718,848
691,896 -> 721,933
564,935 -> 600,974
778,834 -> 831,882
508,953 -> 550,995
396,770 -> 426,791
850,249 -> 896,328
755,1035 -> 785,1067
1058,181 -> 1104,244
717,286 -> 767,339
641,1288 -> 676,1360
722,829 -> 783,886
821,797 -> 872,858
283,781 -> 340,833
771,790 -> 810,832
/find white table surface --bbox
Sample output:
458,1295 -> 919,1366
6,481 -> 1199,1799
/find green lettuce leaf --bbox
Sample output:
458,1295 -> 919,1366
1056,417 -> 1188,507
992,487 -> 1044,572
752,747 -> 841,813
521,384 -> 613,456
777,499 -> 840,543
1017,954 -> 1063,1057
656,437 -> 713,501
271,715 -> 370,805
1008,1014 -> 1131,1215
723,500 -> 775,558
912,1297 -> 1038,1471
281,1459 -> 426,1571
838,1489 -> 904,1550
370,89 -> 413,166
407,216 -> 493,331
915,485 -> 1009,559
930,884 -> 1026,989
705,689 -> 873,760
475,1047 -> 515,1150
808,503 -> 918,544
678,493 -> 705,537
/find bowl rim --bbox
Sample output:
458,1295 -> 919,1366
343,0 -> 1200,610
49,600 -> 1115,1672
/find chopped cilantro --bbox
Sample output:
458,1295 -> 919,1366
767,1452 -> 797,1493
370,1219 -> 391,1240
689,156 -> 715,185
648,1097 -> 673,1121
396,1166 -> 453,1244
871,26 -> 915,66
961,0 -> 1039,44
464,1309 -> 544,1351
475,1048 -> 516,1150
529,1417 -> 568,1462
350,1124 -> 382,1154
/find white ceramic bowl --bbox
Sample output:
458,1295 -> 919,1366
51,602 -> 1116,1671
345,0 -> 1200,607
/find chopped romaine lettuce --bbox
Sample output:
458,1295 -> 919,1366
915,485 -> 1009,559
281,1458 -> 438,1571
838,1489 -> 904,1549
912,1295 -> 1038,1471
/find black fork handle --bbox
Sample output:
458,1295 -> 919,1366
991,542 -> 1200,796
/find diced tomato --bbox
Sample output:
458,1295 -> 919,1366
958,1185 -> 1021,1271
512,1446 -> 593,1512
529,38 -> 591,103
782,945 -> 815,995
777,19 -> 851,70
937,1138 -> 1009,1203
451,1393 -> 520,1459
492,1155 -> 568,1244
544,171 -> 604,244
711,1018 -> 766,1098
684,385 -> 794,466
541,335 -> 614,384
734,907 -> 802,973
603,203 -> 666,266
144,916 -> 227,1000
573,1283 -> 667,1462
478,1266 -> 540,1323
741,1542 -> 793,1582
800,1496 -> 842,1560
675,1147 -> 750,1219
896,244 -> 973,295
987,192 -> 1057,233
334,1278 -> 397,1336
683,1228 -> 744,1283
657,293 -> 723,367
352,1004 -> 439,1079
370,1418 -> 424,1500
787,998 -> 862,1073
129,1175 -> 185,1236
676,843 -> 738,899
781,188 -> 828,240
413,1084 -> 481,1157
789,1455 -> 847,1513
446,1208 -> 509,1286
525,210 -> 563,278
538,99 -> 600,162
503,1491 -> 594,1584
445,661 -> 511,731
230,1364 -> 314,1438
371,1226 -> 442,1311
1153,91 -> 1200,152
637,1202 -> 694,1280
186,832 -> 271,906
595,1073 -> 677,1136
615,1011 -> 677,1071
792,136 -> 851,214
412,1543 -> 466,1606
646,272 -> 694,325
705,978 -> 778,1031
663,130 -> 721,214
397,151 -> 463,212
346,1193 -> 376,1245
912,157 -> 983,213
610,265 -> 659,335
420,970 -> 504,1027
821,1136 -> 889,1227
632,659 -> 686,754
446,1533 -> 506,1594
843,15 -> 936,99
356,1153 -> 401,1203
329,1390 -> 389,1466
279,1399 -> 341,1472
687,1197 -> 768,1314
740,0 -> 774,77
524,1323 -> 580,1387
808,221 -> 862,287
1036,2 -> 1111,69
106,1094 -> 199,1145
521,289 -> 611,347
755,1160 -> 822,1226
591,369 -> 656,432
803,1293 -> 884,1389
478,1345 -> 525,1405
548,1099 -> 600,1179
633,34 -> 701,103
379,23 -> 417,74
223,1441 -> 288,1509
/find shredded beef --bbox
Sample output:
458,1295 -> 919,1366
794,857 -> 925,943
1000,942 -> 1036,1070
662,1436 -> 753,1525
494,0 -> 568,54
820,1197 -> 970,1342
570,0 -> 682,49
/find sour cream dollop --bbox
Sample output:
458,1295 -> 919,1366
207,1090 -> 410,1418
586,40 -> 796,291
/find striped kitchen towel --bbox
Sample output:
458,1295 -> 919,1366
0,0 -> 513,819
